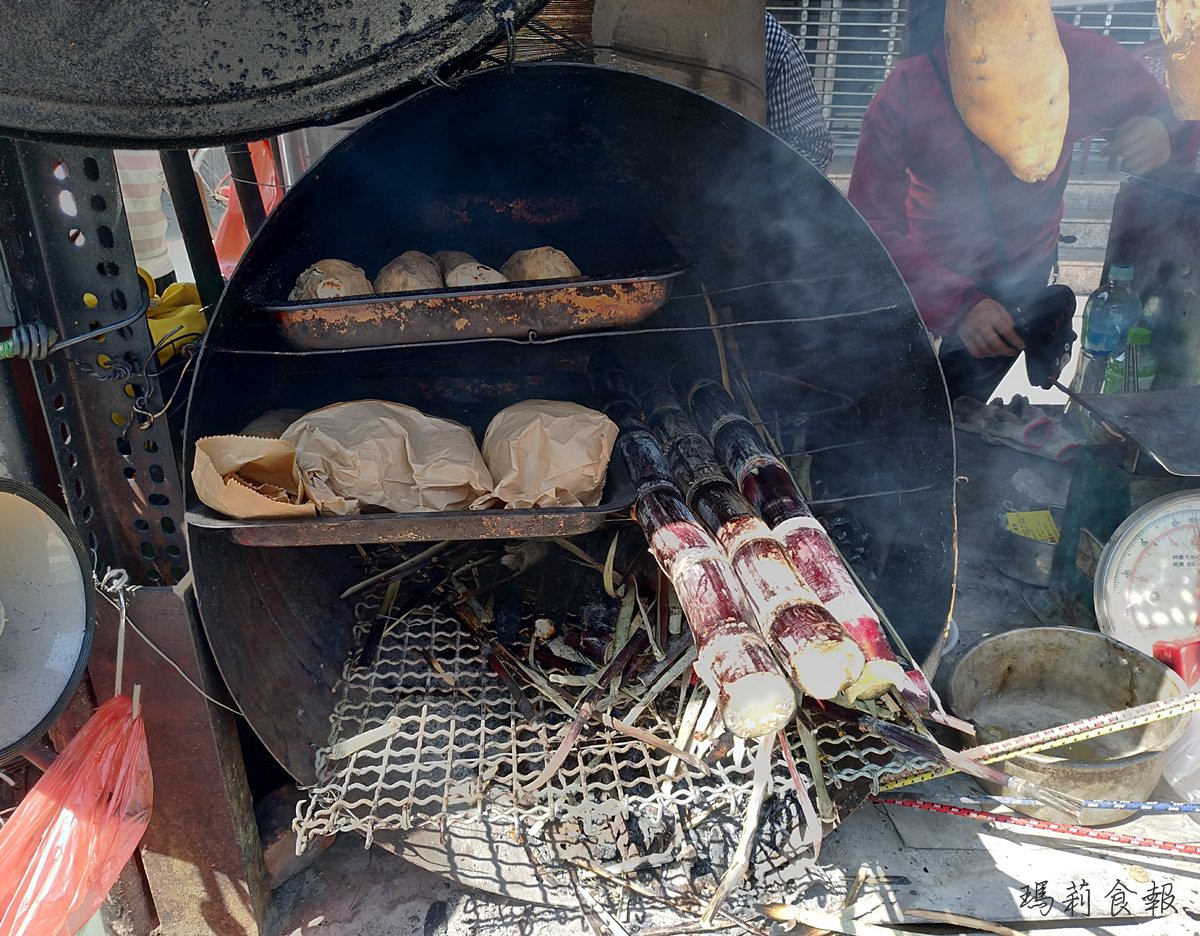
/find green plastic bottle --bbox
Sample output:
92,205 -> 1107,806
1102,326 -> 1157,393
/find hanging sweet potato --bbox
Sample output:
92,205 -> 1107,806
1160,0 -> 1200,118
944,0 -> 1069,183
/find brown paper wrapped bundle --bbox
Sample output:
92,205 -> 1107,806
192,436 -> 316,519
281,401 -> 493,515
944,0 -> 1069,182
480,400 -> 617,509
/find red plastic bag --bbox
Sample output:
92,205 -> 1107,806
214,141 -> 281,276
0,696 -> 152,936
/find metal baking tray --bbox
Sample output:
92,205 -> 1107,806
264,265 -> 688,351
185,455 -> 634,547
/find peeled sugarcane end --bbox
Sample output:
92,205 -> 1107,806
720,672 -> 797,739
791,640 -> 866,701
843,658 -> 908,703
901,668 -> 932,711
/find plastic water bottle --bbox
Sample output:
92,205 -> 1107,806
1069,265 -> 1142,435
1082,265 -> 1142,358
1102,326 -> 1158,393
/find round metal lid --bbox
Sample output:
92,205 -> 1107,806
0,479 -> 94,765
0,0 -> 547,149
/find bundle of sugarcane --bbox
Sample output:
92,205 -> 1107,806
591,369 -> 796,739
642,388 -> 866,701
677,369 -> 928,705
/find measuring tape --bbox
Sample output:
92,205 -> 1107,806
881,693 -> 1200,790
890,794 -> 1200,815
874,797 -> 1200,858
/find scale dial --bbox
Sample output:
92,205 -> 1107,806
1095,491 -> 1200,656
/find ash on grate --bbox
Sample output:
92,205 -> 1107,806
294,537 -> 926,918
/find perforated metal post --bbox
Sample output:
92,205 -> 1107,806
0,140 -> 186,585
0,139 -> 268,933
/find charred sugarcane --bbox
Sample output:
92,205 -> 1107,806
591,368 -> 796,739
677,369 -> 928,705
642,388 -> 865,701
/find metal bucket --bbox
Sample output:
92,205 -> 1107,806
948,627 -> 1189,826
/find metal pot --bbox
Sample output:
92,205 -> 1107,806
948,627 -> 1189,826
990,507 -> 1064,588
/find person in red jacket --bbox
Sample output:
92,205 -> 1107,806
848,1 -> 1197,401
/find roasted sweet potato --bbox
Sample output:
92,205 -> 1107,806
944,0 -> 1069,183
1160,0 -> 1200,119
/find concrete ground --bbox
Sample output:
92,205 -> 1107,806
262,429 -> 1200,936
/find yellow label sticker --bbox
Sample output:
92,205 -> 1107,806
1006,510 -> 1060,544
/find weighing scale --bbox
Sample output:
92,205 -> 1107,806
1094,490 -> 1200,659
1047,388 -> 1200,660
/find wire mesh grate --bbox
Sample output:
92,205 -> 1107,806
294,579 -> 925,866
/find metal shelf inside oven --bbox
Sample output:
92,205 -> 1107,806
185,455 -> 634,547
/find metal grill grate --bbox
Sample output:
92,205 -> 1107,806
767,1 -> 1163,163
294,565 -> 926,886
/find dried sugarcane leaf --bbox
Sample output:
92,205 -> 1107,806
797,718 -> 836,823
701,733 -> 775,924
523,703 -> 592,794
340,540 -> 452,599
553,537 -> 606,573
902,910 -> 1024,936
778,730 -> 823,862
626,644 -> 698,724
603,529 -> 621,598
634,583 -> 665,662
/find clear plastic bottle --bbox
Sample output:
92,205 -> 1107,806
1102,326 -> 1158,393
1162,690 -> 1200,826
1069,265 -> 1143,435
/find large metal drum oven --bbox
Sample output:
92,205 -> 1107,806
185,64 -> 955,810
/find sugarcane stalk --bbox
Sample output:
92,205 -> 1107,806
643,389 -> 865,701
591,371 -> 796,740
678,370 -> 927,706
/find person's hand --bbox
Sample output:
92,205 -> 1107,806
1104,116 -> 1172,175
956,298 -> 1024,359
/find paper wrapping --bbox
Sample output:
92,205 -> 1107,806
281,400 -> 494,515
480,400 -> 618,509
191,436 -> 316,519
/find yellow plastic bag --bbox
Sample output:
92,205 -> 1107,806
145,279 -> 207,365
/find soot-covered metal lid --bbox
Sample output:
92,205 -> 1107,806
0,0 -> 548,148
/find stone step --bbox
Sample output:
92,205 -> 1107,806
1059,206 -> 1113,250
1056,246 -> 1106,294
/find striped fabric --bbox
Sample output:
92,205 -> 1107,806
113,150 -> 173,279
765,11 -> 834,173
